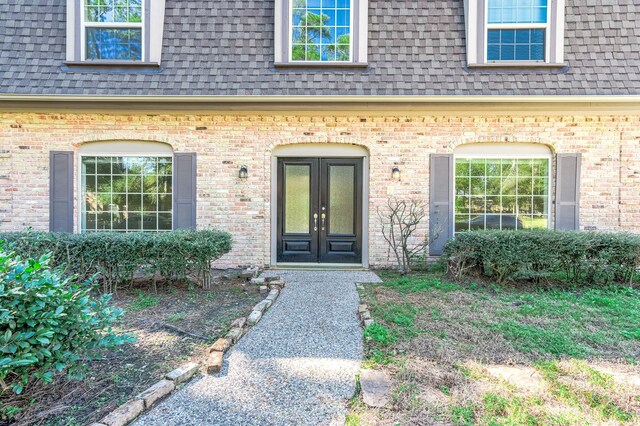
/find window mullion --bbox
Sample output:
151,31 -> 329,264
82,0 -> 144,61
290,0 -> 354,63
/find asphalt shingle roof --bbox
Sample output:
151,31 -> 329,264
0,1 -> 638,96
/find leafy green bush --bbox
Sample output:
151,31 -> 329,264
444,230 -> 640,286
0,247 -> 132,394
0,230 -> 232,291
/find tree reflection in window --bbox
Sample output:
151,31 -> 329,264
84,0 -> 143,60
291,0 -> 351,62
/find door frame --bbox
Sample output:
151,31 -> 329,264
270,144 -> 370,268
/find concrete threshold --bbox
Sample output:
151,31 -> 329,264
271,263 -> 367,271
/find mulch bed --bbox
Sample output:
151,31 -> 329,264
1,275 -> 262,426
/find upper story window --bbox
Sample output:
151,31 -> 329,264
66,0 -> 166,65
291,0 -> 352,62
274,0 -> 368,67
464,0 -> 565,67
486,0 -> 547,62
83,0 -> 143,61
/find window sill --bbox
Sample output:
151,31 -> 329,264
64,61 -> 161,68
467,62 -> 568,69
274,62 -> 369,69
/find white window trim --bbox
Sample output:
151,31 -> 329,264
77,149 -> 175,233
275,0 -> 368,66
287,0 -> 354,63
66,0 -> 166,65
81,0 -> 146,62
464,0 -> 565,67
451,153 -> 553,233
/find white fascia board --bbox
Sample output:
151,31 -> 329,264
0,95 -> 640,104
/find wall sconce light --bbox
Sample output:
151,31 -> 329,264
239,165 -> 248,180
391,167 -> 401,181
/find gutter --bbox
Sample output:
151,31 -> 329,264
0,95 -> 640,104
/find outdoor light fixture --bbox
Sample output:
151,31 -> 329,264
391,167 -> 401,181
239,165 -> 248,180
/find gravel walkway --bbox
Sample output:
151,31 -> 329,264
134,270 -> 381,426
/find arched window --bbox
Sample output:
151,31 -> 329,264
453,143 -> 552,233
79,141 -> 174,232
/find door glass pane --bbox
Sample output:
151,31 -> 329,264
285,165 -> 310,233
329,165 -> 355,234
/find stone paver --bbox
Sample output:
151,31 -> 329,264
360,369 -> 392,408
134,270 -> 380,426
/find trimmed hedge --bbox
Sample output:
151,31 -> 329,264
444,230 -> 640,286
0,230 -> 232,291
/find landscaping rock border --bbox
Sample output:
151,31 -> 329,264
355,282 -> 391,409
95,268 -> 286,426
357,302 -> 374,328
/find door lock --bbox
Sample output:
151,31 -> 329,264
321,212 -> 326,231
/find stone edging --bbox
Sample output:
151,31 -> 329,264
358,303 -> 374,328
356,283 -> 374,328
91,270 -> 286,426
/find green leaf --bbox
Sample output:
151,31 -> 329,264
36,337 -> 50,345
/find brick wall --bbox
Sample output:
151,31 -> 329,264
1,111 -> 639,268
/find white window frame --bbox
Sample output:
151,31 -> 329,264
81,0 -> 146,61
451,153 -> 553,234
78,151 -> 174,233
274,0 -> 368,66
288,0 -> 354,63
484,0 -> 551,63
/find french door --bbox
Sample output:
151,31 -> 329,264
277,158 -> 363,263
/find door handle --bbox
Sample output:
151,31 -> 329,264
313,213 -> 318,231
321,212 -> 326,231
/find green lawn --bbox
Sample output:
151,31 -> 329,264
350,271 -> 640,425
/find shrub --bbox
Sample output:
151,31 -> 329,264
377,198 -> 431,273
0,230 -> 232,292
444,230 -> 640,286
0,247 -> 132,394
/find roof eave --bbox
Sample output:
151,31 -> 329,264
1,95 -> 640,103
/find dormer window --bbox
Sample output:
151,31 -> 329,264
274,0 -> 368,67
291,0 -> 352,62
464,0 -> 566,67
66,0 -> 166,66
83,0 -> 143,61
486,0 -> 547,62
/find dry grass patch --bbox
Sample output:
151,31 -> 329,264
349,271 -> 640,425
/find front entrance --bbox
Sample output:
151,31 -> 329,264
277,158 -> 363,263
